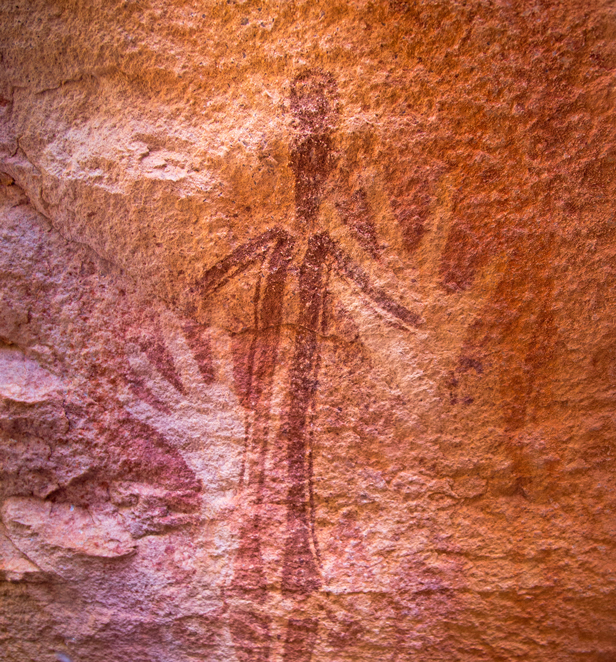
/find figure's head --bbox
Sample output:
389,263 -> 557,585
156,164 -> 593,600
290,70 -> 338,135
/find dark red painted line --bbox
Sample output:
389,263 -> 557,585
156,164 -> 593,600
280,233 -> 330,594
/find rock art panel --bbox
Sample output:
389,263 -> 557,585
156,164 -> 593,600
1,1 -> 616,662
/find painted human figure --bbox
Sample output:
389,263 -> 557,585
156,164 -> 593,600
191,70 -> 422,661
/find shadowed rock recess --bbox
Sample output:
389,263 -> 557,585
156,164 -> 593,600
1,1 -> 615,661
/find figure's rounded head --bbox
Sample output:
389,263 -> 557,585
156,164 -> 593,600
290,70 -> 338,134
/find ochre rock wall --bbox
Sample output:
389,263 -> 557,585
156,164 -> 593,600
1,1 -> 615,661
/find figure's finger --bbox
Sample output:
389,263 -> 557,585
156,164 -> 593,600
156,310 -> 208,398
207,327 -> 238,394
118,384 -> 169,439
126,350 -> 185,410
155,399 -> 244,493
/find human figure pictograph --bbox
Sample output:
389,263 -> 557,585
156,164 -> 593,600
124,70 -> 422,662
190,70 -> 422,661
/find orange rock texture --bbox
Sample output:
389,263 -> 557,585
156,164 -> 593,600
1,1 -> 615,660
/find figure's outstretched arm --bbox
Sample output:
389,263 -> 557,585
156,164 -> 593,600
326,235 -> 423,329
193,228 -> 291,298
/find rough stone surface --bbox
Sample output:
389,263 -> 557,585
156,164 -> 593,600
1,1 -> 615,661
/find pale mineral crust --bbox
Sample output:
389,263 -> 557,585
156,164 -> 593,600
0,1 -> 615,661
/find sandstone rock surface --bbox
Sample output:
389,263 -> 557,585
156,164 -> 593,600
1,1 -> 615,661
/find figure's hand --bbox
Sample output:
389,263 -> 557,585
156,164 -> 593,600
119,311 -> 245,523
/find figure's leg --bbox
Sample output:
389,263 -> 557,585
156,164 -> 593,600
231,233 -> 294,592
228,609 -> 272,662
283,618 -> 319,662
280,233 -> 330,595
226,233 -> 294,660
276,233 -> 332,662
